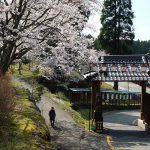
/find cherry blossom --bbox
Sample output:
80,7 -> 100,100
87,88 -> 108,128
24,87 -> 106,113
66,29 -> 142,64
0,0 -> 104,74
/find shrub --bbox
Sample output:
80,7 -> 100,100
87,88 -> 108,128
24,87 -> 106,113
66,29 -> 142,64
0,74 -> 15,126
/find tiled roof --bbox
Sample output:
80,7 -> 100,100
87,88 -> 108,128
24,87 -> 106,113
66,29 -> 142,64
99,55 -> 149,64
84,55 -> 150,81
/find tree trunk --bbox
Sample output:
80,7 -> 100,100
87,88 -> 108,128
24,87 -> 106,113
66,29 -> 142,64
0,63 -> 10,75
18,62 -> 22,75
29,62 -> 31,70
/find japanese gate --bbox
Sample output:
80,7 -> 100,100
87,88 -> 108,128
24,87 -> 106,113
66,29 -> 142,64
84,55 -> 150,132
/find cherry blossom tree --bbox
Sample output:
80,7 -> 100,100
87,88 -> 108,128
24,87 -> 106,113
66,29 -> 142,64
0,0 -> 59,73
0,0 -> 103,75
36,0 -> 104,75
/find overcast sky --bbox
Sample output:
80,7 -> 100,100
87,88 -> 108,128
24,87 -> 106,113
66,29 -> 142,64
83,0 -> 150,41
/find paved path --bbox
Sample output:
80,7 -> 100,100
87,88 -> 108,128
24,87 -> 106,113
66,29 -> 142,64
13,77 -> 109,150
38,96 -> 109,150
104,82 -> 150,150
104,110 -> 150,150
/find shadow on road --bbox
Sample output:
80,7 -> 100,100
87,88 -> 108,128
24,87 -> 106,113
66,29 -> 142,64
52,125 -> 62,131
107,128 -> 150,150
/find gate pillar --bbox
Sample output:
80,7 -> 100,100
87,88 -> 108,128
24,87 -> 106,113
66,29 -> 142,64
91,81 -> 100,116
141,81 -> 146,120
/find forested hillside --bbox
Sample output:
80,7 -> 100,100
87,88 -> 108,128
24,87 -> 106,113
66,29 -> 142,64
132,40 -> 150,54
94,39 -> 150,55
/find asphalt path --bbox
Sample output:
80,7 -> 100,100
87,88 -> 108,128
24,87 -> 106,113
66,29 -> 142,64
104,110 -> 150,150
104,82 -> 150,150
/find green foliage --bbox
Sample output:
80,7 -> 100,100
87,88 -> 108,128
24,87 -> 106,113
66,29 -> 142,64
76,108 -> 91,129
98,0 -> 134,54
69,71 -> 83,80
35,85 -> 44,100
12,63 -> 34,78
56,92 -> 68,101
94,38 -> 101,50
132,40 -> 150,54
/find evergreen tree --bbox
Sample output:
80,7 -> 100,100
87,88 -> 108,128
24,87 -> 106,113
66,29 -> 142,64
98,0 -> 135,54
132,40 -> 150,54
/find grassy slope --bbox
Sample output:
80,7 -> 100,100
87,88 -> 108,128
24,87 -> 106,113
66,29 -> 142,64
11,64 -> 89,129
11,63 -> 112,130
0,80 -> 53,150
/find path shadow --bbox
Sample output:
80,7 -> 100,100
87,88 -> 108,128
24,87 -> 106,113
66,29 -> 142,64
108,129 -> 150,147
51,125 -> 62,131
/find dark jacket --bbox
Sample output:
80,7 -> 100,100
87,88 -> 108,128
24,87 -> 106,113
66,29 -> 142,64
49,109 -> 56,119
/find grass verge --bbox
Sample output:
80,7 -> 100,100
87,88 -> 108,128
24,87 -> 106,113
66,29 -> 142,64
0,82 -> 54,150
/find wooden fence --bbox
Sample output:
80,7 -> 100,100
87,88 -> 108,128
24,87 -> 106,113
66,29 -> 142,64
69,88 -> 141,107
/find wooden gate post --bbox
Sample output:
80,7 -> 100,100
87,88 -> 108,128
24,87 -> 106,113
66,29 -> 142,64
91,81 -> 100,116
141,81 -> 146,120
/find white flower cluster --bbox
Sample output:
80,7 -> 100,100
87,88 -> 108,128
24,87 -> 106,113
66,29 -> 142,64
0,0 -> 104,74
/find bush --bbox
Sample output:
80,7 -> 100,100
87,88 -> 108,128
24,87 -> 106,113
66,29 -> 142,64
71,103 -> 91,110
0,74 -> 15,126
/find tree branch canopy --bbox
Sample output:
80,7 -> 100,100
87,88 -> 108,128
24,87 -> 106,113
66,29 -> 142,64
0,0 -> 103,74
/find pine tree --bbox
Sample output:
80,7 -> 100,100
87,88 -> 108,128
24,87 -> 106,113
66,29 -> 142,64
98,0 -> 135,54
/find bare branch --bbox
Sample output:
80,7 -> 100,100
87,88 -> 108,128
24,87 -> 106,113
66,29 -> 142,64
13,48 -> 31,59
33,11 -> 61,30
4,0 -> 8,6
22,7 -> 51,30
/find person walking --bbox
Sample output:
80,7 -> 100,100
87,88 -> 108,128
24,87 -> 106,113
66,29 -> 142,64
49,107 -> 56,127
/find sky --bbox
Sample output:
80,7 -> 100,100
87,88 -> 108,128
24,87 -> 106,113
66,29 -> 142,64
132,0 -> 150,41
82,0 -> 150,41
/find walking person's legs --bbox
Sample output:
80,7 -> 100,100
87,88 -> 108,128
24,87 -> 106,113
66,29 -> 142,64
50,118 -> 55,127
53,118 -> 55,126
50,118 -> 53,126
52,119 -> 55,127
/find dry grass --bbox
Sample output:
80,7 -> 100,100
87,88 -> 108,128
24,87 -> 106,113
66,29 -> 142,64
0,74 -> 15,126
